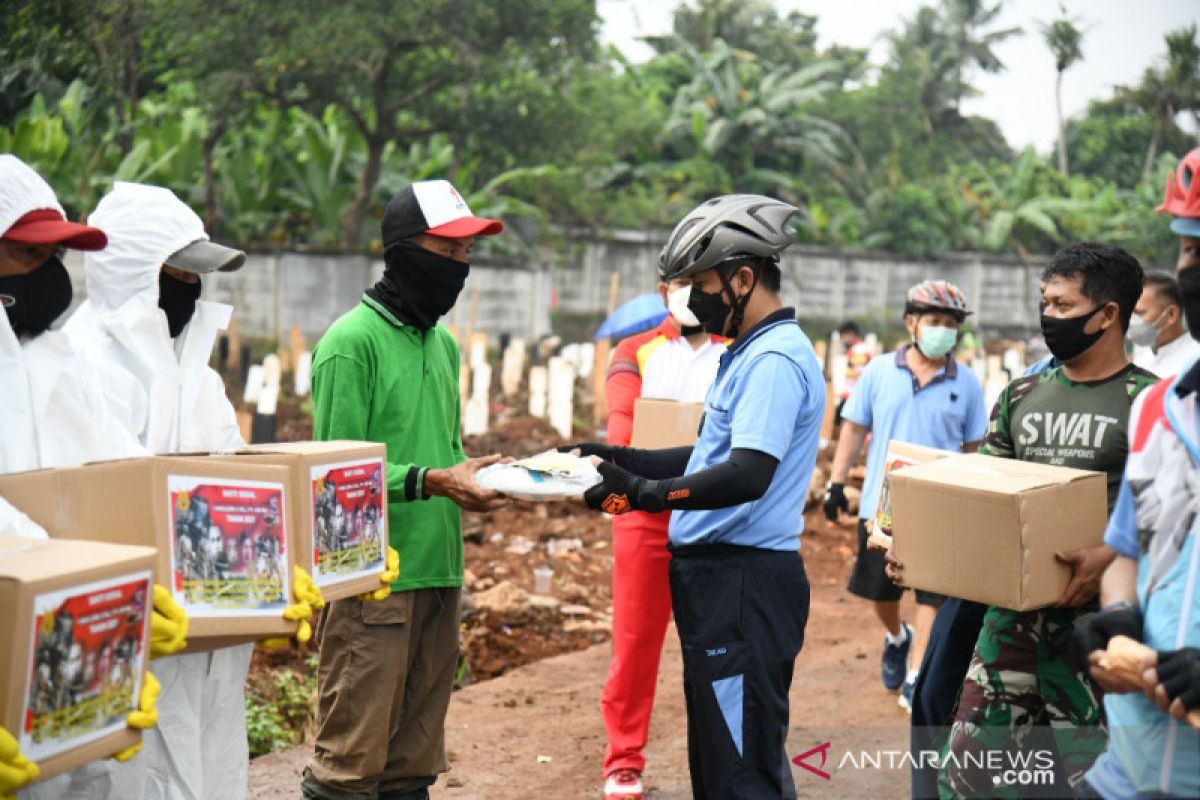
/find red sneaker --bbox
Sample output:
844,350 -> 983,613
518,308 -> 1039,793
604,768 -> 644,800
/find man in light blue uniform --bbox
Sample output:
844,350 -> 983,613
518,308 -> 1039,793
825,279 -> 988,709
570,195 -> 824,799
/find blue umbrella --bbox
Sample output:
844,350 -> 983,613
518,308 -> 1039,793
594,293 -> 668,340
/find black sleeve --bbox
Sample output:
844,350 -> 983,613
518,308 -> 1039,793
633,448 -> 778,512
610,446 -> 693,480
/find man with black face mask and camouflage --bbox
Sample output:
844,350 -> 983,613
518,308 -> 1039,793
301,180 -> 510,800
934,243 -> 1156,799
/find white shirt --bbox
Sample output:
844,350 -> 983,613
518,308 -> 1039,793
1134,331 -> 1200,379
639,335 -> 726,402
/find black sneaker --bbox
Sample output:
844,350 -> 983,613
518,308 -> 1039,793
881,622 -> 912,692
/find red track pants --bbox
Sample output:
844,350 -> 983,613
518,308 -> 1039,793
601,509 -> 673,775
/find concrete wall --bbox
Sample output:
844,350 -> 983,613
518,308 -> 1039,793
67,234 -> 1049,343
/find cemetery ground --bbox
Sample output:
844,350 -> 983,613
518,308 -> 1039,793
246,405 -> 911,799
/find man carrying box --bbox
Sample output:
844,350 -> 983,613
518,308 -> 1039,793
1072,147 -> 1200,800
824,279 -> 988,709
937,243 -> 1156,798
301,181 -> 510,800
65,181 -> 254,800
0,158 -> 167,798
598,270 -> 726,800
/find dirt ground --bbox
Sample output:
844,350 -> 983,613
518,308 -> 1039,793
244,396 -> 917,798
249,513 -> 916,798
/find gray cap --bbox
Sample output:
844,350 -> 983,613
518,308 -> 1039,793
659,194 -> 799,281
165,239 -> 247,274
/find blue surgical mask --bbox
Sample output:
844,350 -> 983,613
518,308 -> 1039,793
915,325 -> 957,359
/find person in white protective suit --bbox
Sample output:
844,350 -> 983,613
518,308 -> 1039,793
0,156 -> 143,481
0,155 -> 167,800
66,181 -> 246,454
64,181 -> 253,800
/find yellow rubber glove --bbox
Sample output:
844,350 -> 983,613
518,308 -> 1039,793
149,584 -> 189,659
261,566 -> 325,649
0,726 -> 39,799
112,671 -> 161,763
361,547 -> 400,602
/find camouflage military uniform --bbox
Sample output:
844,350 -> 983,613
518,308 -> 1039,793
938,365 -> 1157,799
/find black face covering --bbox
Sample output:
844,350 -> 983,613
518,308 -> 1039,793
1040,303 -> 1109,362
687,264 -> 759,338
366,241 -> 469,330
159,271 -> 203,338
0,255 -> 72,338
1176,267 -> 1200,341
686,283 -> 732,336
679,323 -> 704,336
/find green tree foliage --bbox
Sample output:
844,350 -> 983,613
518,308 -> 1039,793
1,0 -> 1193,265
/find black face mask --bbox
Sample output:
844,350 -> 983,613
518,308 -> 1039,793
679,323 -> 704,336
0,255 -> 72,338
367,242 -> 469,330
1040,303 -> 1109,362
1176,267 -> 1200,341
159,272 -> 202,338
686,284 -> 731,336
687,265 -> 759,338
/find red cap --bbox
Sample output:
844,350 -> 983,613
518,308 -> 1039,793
3,209 -> 107,251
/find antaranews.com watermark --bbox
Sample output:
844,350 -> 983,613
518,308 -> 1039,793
793,741 -> 1056,789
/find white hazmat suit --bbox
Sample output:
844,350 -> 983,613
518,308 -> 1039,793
0,157 -> 143,799
64,181 -> 253,800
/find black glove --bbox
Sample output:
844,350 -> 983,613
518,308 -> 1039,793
557,442 -> 617,462
822,482 -> 848,521
1155,647 -> 1200,712
1069,602 -> 1143,672
584,460 -> 664,515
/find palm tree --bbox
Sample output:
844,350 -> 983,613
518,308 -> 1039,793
886,0 -> 1022,135
1124,26 -> 1200,181
1039,7 -> 1085,175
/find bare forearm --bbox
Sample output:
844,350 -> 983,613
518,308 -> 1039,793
830,421 -> 868,484
1100,554 -> 1139,607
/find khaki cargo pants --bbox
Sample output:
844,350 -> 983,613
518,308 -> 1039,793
303,587 -> 462,800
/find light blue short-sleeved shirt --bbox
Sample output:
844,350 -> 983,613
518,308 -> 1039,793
842,344 -> 989,519
668,308 -> 825,551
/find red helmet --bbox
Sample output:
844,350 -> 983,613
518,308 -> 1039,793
905,279 -> 971,320
1156,147 -> 1200,218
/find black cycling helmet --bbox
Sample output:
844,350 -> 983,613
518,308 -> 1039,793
658,194 -> 799,281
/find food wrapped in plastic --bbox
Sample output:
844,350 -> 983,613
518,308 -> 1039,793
475,451 -> 602,501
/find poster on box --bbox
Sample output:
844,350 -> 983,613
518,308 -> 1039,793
22,572 -> 151,761
167,476 -> 289,615
311,458 -> 387,587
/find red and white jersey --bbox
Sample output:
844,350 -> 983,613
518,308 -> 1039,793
605,320 -> 727,446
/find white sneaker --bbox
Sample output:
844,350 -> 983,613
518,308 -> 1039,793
604,768 -> 644,799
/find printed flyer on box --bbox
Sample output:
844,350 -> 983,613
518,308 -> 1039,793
167,476 -> 289,615
22,572 -> 152,761
311,458 -> 387,587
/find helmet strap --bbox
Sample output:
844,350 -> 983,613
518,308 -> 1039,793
719,262 -> 760,339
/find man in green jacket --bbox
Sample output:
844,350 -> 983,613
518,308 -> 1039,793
302,180 -> 509,800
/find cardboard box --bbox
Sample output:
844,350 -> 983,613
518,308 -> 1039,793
219,442 -> 388,601
872,441 -> 957,535
630,399 -> 705,449
0,457 -> 296,639
0,536 -> 154,781
890,453 -> 1108,611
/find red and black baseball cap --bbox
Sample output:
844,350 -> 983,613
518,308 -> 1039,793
381,180 -> 503,249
